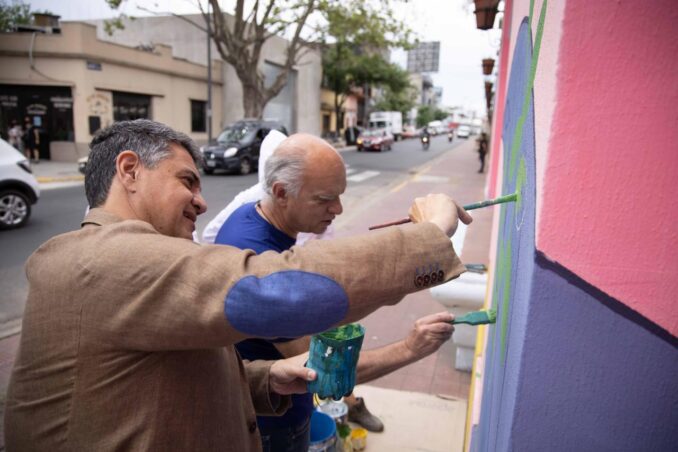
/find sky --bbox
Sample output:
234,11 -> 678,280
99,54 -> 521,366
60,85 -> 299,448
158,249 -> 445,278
27,0 -> 501,114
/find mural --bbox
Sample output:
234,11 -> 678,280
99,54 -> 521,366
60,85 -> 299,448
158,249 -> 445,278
468,0 -> 678,450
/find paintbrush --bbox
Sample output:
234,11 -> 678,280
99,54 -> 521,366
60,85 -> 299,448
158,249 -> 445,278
368,193 -> 518,230
450,308 -> 497,326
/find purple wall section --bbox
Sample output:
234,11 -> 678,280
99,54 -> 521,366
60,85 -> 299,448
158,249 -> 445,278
472,17 -> 538,451
511,254 -> 678,451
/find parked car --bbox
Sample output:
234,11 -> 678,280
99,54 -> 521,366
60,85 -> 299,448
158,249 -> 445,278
202,119 -> 287,175
78,155 -> 88,175
356,129 -> 394,152
456,125 -> 471,139
0,138 -> 40,230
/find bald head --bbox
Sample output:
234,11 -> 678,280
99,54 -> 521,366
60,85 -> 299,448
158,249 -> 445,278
261,133 -> 347,236
263,133 -> 344,197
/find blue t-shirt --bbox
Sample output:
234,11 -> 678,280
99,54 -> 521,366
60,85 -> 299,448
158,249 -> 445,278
215,202 -> 313,430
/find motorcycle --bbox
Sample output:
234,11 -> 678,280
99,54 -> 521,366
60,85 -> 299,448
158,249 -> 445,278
447,131 -> 454,142
421,134 -> 430,150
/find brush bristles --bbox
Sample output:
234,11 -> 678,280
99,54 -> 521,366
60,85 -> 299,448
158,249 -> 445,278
486,308 -> 497,322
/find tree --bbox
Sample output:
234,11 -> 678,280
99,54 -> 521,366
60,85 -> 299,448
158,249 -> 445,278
107,0 -> 321,119
0,0 -> 31,32
319,0 -> 414,132
372,64 -> 417,118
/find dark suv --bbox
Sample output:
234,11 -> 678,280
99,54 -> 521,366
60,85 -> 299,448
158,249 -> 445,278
202,119 -> 287,175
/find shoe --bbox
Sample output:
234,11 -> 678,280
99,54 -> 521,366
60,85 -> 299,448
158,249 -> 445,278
347,397 -> 384,432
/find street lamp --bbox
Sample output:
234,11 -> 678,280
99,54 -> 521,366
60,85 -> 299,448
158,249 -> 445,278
473,0 -> 500,30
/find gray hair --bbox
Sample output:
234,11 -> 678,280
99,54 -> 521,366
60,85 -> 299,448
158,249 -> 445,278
85,119 -> 202,207
263,147 -> 307,198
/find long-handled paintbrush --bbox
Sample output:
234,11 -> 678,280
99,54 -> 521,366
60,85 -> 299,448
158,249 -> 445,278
368,193 -> 518,230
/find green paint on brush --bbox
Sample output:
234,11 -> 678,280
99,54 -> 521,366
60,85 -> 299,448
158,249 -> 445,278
463,193 -> 518,211
451,309 -> 497,326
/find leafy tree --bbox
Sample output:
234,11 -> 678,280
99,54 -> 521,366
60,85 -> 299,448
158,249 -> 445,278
372,65 -> 417,118
416,105 -> 434,128
107,0 -> 321,119
433,108 -> 448,121
0,0 -> 31,32
319,0 -> 414,132
106,0 -> 413,122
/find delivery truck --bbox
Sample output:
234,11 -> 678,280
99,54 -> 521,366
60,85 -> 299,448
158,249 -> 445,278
369,111 -> 403,141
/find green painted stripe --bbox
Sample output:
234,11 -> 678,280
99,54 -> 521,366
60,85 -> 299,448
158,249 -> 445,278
508,0 -> 548,180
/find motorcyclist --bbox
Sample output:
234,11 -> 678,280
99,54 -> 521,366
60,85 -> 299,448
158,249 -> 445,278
420,126 -> 431,150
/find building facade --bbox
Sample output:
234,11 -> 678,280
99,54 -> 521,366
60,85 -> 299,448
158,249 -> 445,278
90,14 -> 322,136
0,22 -> 223,161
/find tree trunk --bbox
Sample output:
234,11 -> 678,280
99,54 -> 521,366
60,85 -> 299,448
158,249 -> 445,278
242,83 -> 265,119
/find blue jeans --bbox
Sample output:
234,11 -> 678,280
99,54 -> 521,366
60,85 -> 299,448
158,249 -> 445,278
260,417 -> 311,452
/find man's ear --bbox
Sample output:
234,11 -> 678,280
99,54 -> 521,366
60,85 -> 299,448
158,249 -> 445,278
116,150 -> 141,193
271,181 -> 289,206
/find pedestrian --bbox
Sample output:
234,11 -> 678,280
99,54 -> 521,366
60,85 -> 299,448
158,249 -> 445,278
210,133 -> 459,451
4,119 -> 471,451
23,116 -> 40,163
7,119 -> 23,151
477,132 -> 489,173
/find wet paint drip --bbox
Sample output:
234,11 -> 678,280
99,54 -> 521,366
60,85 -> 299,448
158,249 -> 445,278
307,323 -> 365,400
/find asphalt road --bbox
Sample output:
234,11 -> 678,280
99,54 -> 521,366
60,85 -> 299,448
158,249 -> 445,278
0,134 -> 464,336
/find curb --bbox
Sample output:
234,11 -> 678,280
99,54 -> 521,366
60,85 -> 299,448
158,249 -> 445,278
36,175 -> 84,183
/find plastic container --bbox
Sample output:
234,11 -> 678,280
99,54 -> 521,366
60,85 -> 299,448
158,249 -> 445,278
309,411 -> 338,452
307,324 -> 365,400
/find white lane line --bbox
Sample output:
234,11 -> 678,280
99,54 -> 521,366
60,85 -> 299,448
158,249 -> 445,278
347,170 -> 380,182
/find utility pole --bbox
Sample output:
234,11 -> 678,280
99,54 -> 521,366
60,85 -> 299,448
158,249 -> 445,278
206,1 -> 213,143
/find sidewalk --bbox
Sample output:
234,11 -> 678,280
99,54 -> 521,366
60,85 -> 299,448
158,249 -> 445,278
0,138 -> 491,450
330,137 -> 492,450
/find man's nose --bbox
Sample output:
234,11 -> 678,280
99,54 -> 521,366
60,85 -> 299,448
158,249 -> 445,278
329,198 -> 343,215
193,193 -> 208,215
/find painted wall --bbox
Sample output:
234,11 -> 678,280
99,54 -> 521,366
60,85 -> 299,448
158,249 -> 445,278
469,1 -> 678,450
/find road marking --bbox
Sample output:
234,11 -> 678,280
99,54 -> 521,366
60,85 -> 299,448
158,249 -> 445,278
345,167 -> 358,175
390,180 -> 408,193
347,170 -> 379,182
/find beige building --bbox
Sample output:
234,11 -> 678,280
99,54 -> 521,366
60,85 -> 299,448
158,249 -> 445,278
90,14 -> 322,136
0,22 -> 223,161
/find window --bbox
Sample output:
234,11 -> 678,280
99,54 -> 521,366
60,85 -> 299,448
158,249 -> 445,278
112,91 -> 151,121
191,100 -> 207,132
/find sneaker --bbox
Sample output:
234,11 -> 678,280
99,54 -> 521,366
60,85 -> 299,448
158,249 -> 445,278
347,397 -> 384,432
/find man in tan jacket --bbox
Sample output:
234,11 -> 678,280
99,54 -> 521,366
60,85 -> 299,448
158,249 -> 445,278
4,119 -> 471,451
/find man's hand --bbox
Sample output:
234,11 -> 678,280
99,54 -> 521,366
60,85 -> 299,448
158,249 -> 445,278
269,352 -> 316,395
403,312 -> 455,359
408,194 -> 473,236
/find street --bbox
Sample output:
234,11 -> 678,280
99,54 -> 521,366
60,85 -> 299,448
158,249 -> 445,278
0,134 -> 464,338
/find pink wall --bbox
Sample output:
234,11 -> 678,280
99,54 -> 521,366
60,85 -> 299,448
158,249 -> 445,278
538,0 -> 678,335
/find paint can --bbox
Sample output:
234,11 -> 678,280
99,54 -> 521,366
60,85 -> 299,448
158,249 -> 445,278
309,411 -> 337,452
307,323 -> 365,400
350,427 -> 368,451
317,399 -> 349,424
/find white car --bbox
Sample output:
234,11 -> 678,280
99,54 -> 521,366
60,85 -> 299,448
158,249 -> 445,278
456,125 -> 471,139
0,138 -> 40,229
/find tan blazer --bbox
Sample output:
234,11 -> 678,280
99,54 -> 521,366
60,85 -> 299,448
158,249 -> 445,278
4,208 -> 464,451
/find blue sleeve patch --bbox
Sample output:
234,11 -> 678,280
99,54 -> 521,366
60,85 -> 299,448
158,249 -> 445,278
225,271 -> 349,337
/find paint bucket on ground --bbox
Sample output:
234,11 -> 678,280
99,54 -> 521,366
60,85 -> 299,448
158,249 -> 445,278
307,323 -> 365,400
309,411 -> 337,452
